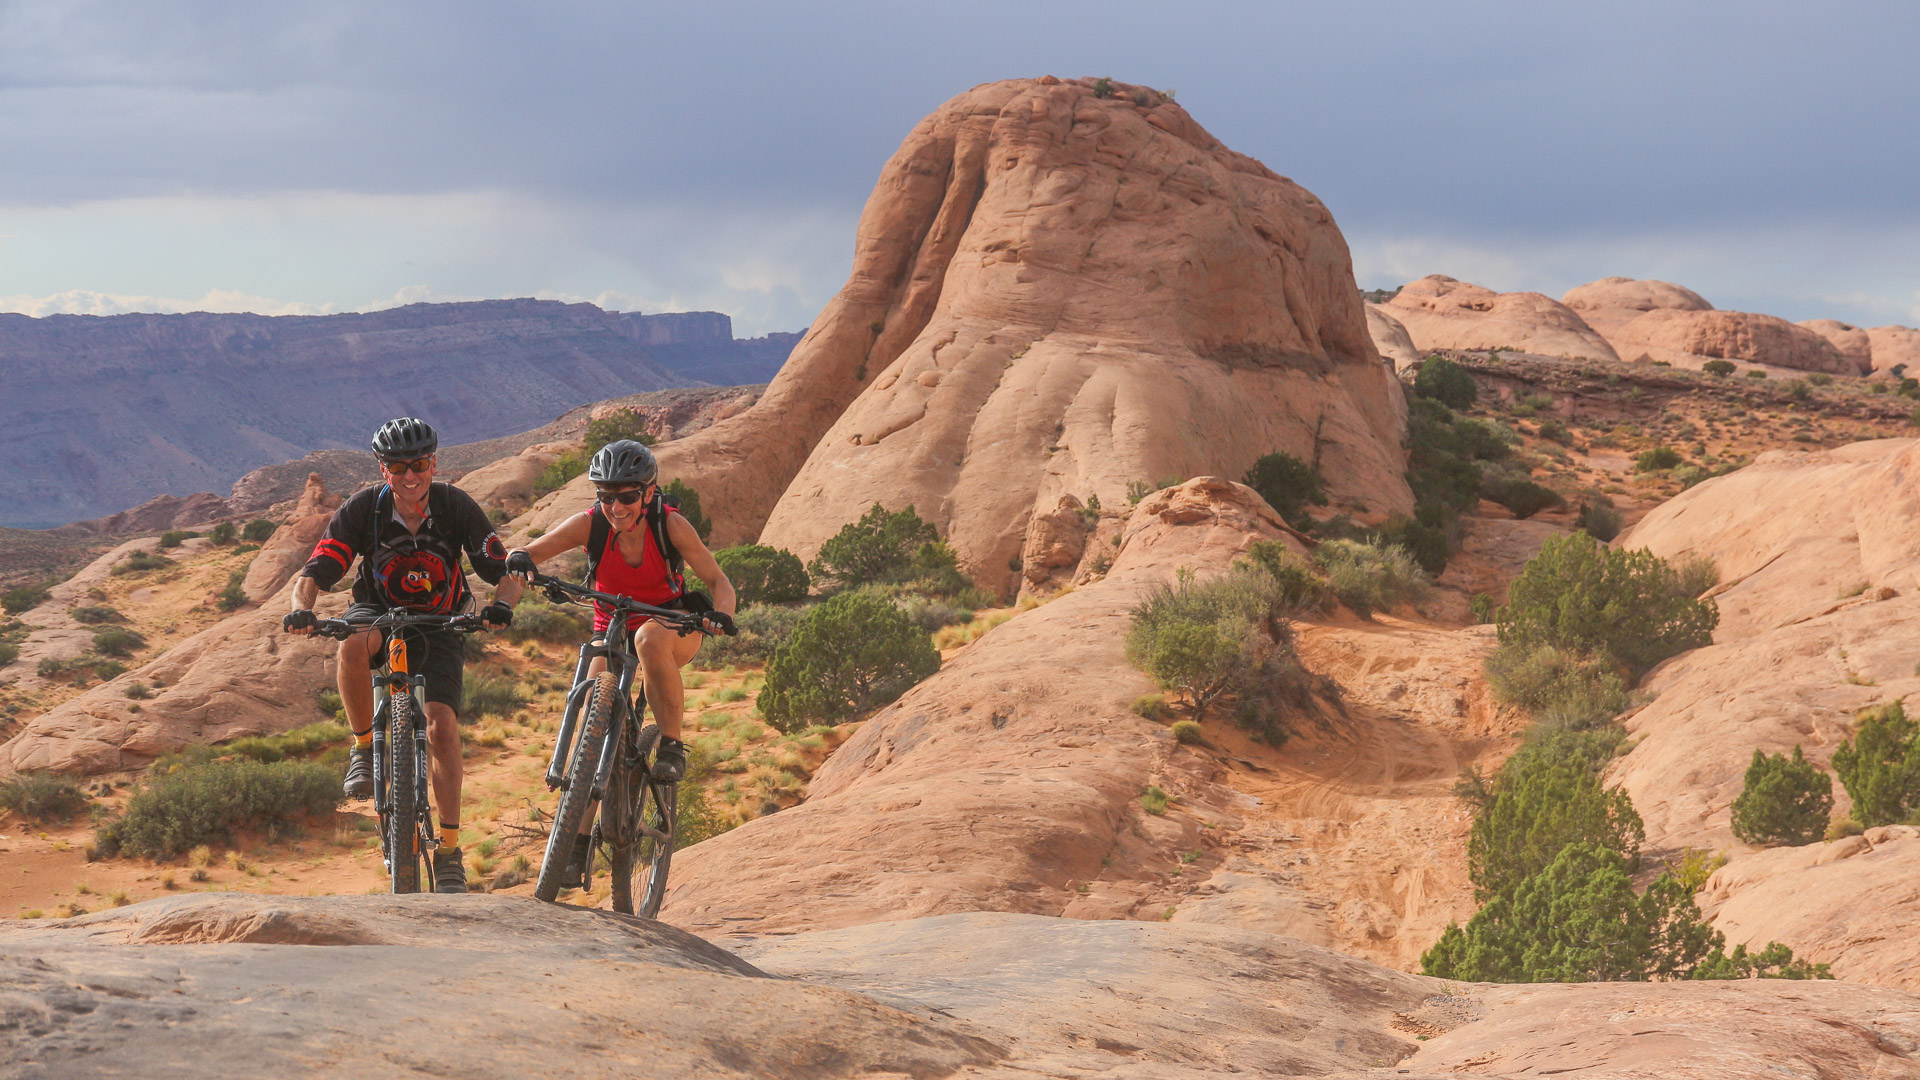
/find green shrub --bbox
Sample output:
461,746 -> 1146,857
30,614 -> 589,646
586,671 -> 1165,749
1831,702 -> 1920,827
808,503 -> 942,591
759,591 -> 940,732
892,595 -> 973,634
1748,370 -> 1769,380
1575,497 -> 1624,542
2,584 -> 50,615
158,530 -> 197,548
584,409 -> 657,455
125,681 -> 152,700
1782,379 -> 1810,402
93,757 -> 342,859
1125,568 -> 1310,741
216,569 -> 248,611
1482,477 -> 1564,520
91,627 -> 146,658
1406,398 -> 1509,525
1496,532 -> 1716,674
0,641 -> 19,666
1374,514 -> 1451,577
1536,419 -> 1571,444
112,550 -> 171,575
1141,785 -> 1169,815
1414,356 -> 1478,409
1702,360 -> 1736,377
692,602 -> 806,669
1092,76 -> 1115,98
208,521 -> 238,545
1635,447 -> 1683,472
1464,742 -> 1644,902
223,722 -> 351,764
532,448 -> 587,497
1806,373 -> 1833,387
0,772 -> 90,822
241,518 -> 277,542
1485,646 -> 1628,730
72,605 -> 121,624
1170,720 -> 1204,745
1730,746 -> 1833,846
1671,553 -> 1720,599
1469,594 -> 1496,624
1314,539 -> 1428,619
663,479 -> 710,541
461,670 -> 528,720
1241,451 -> 1327,525
713,544 -> 810,604
1236,540 -> 1330,612
503,596 -> 593,645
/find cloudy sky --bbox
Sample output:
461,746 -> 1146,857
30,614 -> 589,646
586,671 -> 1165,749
3,0 -> 1915,335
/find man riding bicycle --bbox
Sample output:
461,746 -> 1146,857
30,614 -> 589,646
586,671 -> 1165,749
496,439 -> 736,886
282,417 -> 514,893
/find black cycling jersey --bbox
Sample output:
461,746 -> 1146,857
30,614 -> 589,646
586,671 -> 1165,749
301,482 -> 508,613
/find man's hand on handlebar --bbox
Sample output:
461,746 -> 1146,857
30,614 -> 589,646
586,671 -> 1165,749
481,600 -> 514,631
283,609 -> 317,636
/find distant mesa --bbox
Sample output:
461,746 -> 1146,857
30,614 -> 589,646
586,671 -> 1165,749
527,75 -> 1411,597
0,300 -> 804,528
1381,275 -> 1620,362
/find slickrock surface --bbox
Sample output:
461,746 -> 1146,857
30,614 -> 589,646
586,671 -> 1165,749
1798,318 -> 1875,371
1382,275 -> 1621,362
1366,303 -> 1422,371
0,894 -> 1004,1080
1561,275 -> 1714,338
1,589 -> 351,774
518,77 -> 1409,598
1870,324 -> 1920,375
1609,308 -> 1859,375
1698,826 -> 1920,993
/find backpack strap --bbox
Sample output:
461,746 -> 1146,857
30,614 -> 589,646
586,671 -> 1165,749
648,491 -> 686,595
581,504 -> 612,587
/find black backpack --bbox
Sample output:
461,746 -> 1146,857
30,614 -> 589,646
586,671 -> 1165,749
580,490 -> 701,607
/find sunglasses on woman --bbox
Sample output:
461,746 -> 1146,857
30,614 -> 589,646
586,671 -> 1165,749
381,457 -> 434,475
595,487 -> 650,506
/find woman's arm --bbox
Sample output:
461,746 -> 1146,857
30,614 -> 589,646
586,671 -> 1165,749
669,513 -> 736,616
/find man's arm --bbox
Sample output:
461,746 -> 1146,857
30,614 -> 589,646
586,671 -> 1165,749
285,496 -> 363,634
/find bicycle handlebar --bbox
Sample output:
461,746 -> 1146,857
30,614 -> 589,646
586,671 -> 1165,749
310,610 -> 488,641
527,572 -> 734,636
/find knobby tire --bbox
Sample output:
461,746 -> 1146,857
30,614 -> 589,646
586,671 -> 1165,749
388,691 -> 422,894
608,723 -> 669,916
535,671 -> 616,903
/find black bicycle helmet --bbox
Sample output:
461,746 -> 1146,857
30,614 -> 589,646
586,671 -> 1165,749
588,439 -> 657,486
371,417 -> 438,459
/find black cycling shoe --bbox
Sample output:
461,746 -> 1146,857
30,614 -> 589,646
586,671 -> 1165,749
432,847 -> 468,893
649,737 -> 688,783
343,744 -> 374,800
562,832 -> 593,889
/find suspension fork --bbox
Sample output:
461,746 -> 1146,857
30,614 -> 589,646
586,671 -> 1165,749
371,678 -> 391,817
590,653 -> 642,801
546,641 -> 609,790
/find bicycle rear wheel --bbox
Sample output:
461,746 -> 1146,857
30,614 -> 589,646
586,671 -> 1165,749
535,672 -> 617,902
606,723 -> 659,916
387,692 -> 422,894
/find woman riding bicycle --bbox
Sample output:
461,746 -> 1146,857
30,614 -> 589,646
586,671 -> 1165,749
500,440 -> 736,844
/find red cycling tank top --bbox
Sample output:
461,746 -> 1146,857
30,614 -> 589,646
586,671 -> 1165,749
591,506 -> 683,634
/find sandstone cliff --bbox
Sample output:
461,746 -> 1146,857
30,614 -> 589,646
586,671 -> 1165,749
1560,276 -> 1860,375
520,77 -> 1410,596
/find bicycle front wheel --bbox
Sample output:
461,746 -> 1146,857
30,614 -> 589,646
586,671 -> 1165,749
606,723 -> 657,916
535,672 -> 616,902
387,691 -> 423,894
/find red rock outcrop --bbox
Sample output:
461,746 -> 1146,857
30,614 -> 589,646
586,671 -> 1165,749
1798,318 -> 1874,371
1382,275 -> 1621,362
1560,275 -> 1713,339
240,473 -> 343,602
519,78 -> 1410,597
450,441 -> 575,515
1870,324 -> 1920,374
1610,308 -> 1860,374
1365,303 -> 1421,371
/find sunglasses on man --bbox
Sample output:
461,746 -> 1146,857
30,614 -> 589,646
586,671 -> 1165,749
381,456 -> 434,475
594,486 -> 652,506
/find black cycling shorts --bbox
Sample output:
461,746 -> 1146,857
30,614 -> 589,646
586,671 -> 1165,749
345,603 -> 466,711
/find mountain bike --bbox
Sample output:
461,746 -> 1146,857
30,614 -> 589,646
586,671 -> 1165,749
526,573 -> 725,916
314,609 -> 485,893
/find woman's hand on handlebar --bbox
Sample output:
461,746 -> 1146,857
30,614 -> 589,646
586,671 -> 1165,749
699,610 -> 738,637
506,550 -> 537,583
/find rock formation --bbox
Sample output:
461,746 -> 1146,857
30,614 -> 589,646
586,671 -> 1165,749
449,440 -> 576,516
1365,302 -> 1422,371
1798,318 -> 1874,371
1559,276 -> 1860,374
239,473 -> 342,602
1381,275 -> 1621,362
519,77 -> 1410,598
1869,324 -> 1920,375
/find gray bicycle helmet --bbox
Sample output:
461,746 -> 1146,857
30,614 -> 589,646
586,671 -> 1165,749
588,439 -> 657,486
371,417 -> 438,459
